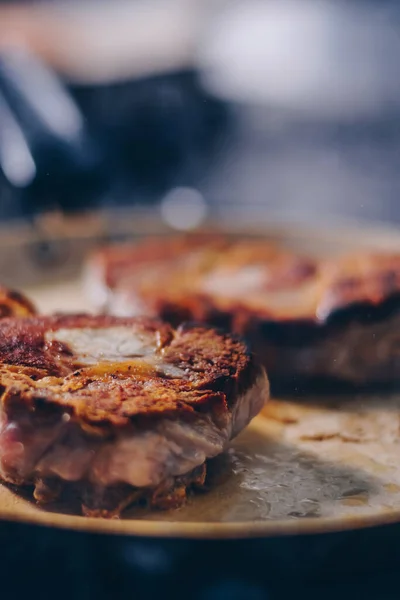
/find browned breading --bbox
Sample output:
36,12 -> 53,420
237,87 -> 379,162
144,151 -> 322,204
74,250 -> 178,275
0,314 -> 171,378
0,315 -> 257,427
86,233 -> 229,297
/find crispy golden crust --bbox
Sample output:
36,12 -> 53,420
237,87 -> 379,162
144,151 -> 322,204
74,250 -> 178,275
0,286 -> 36,318
0,314 -> 259,428
87,233 -> 229,289
0,314 -> 171,375
90,236 -> 400,324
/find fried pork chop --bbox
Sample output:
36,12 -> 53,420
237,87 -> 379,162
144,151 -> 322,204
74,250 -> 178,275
0,314 -> 268,517
85,236 -> 400,389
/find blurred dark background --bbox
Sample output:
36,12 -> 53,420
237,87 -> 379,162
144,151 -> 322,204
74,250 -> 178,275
0,0 -> 400,229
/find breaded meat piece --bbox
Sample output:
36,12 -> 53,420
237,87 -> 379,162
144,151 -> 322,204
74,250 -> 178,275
0,314 -> 268,517
85,236 -> 400,389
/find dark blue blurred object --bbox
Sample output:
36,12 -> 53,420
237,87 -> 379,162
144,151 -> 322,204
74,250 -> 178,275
0,50 -> 229,220
0,50 -> 106,217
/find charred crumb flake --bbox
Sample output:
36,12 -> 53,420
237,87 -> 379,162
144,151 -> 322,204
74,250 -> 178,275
0,287 -> 36,318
